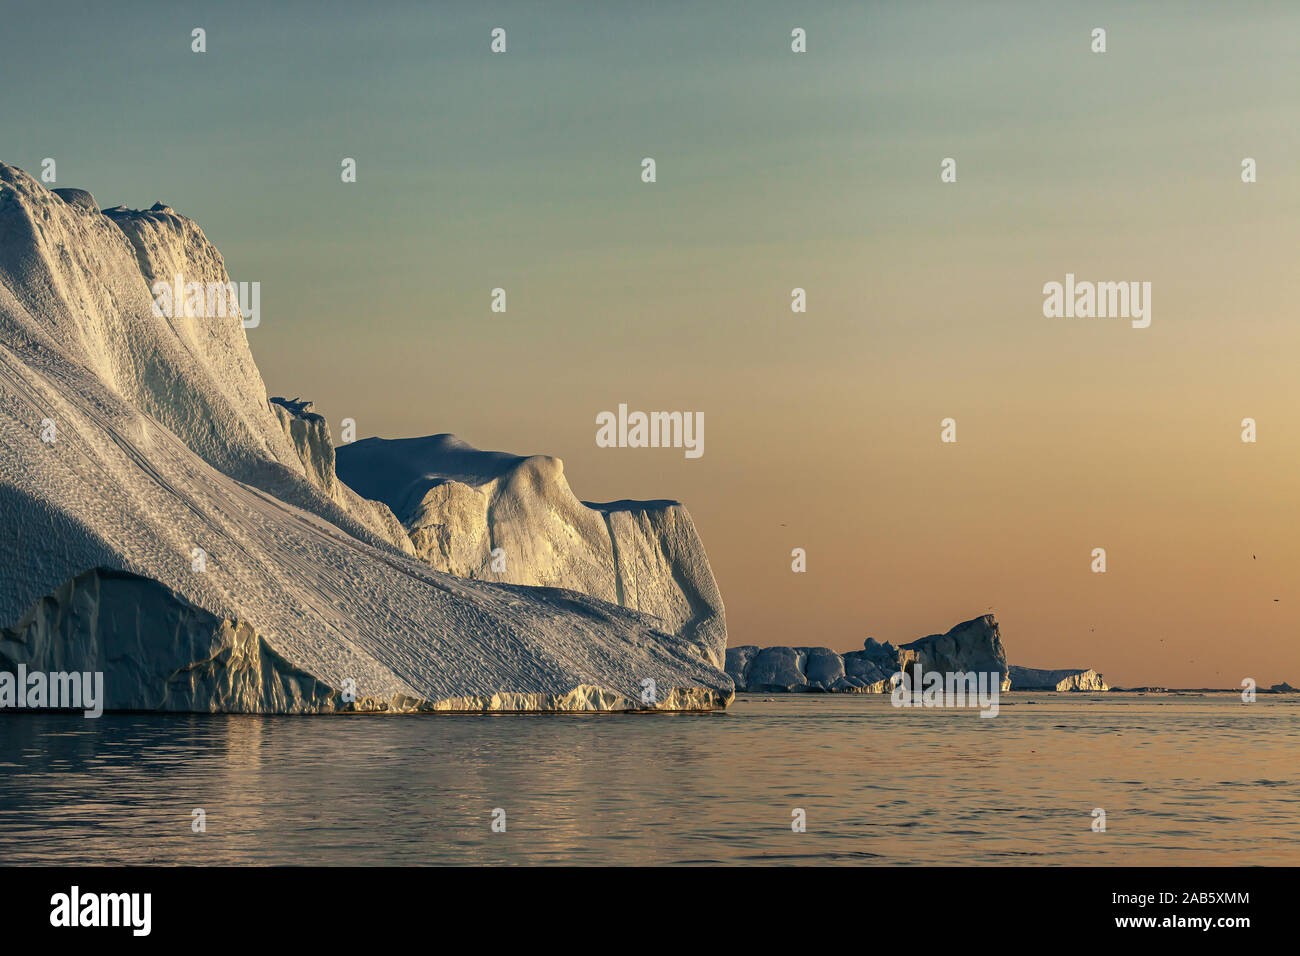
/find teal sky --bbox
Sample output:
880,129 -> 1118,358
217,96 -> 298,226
5,1 -> 1298,685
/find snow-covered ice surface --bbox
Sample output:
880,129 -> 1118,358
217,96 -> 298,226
0,164 -> 731,712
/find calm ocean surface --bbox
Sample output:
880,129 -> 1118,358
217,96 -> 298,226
1,694 -> 1296,865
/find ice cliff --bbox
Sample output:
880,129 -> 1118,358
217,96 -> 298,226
335,434 -> 727,668
1007,666 -> 1110,692
0,163 -> 730,712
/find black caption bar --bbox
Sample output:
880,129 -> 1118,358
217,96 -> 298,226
0,865 -> 1281,942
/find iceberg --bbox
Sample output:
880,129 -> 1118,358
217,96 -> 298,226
725,615 -> 1011,693
0,163 -> 731,713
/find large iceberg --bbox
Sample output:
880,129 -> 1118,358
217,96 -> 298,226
0,163 -> 731,713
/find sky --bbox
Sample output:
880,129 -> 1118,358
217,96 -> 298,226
3,1 -> 1297,687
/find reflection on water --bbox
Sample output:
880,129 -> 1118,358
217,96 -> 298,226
1,694 -> 1296,865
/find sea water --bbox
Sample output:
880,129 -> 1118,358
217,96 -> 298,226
0,694 -> 1295,865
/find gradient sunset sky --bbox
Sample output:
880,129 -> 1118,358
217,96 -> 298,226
5,1 -> 1297,686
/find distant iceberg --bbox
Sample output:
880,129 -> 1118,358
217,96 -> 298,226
725,615 -> 1014,693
